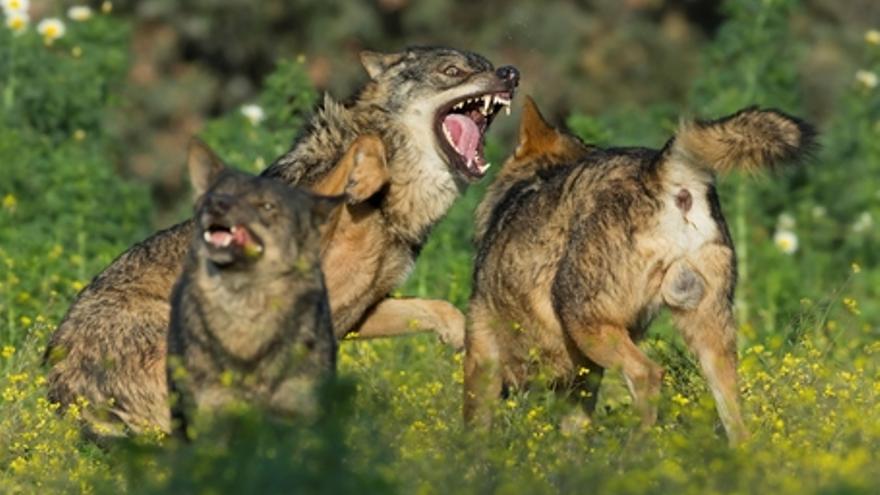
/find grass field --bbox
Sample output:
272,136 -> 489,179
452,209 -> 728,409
2,1 -> 880,493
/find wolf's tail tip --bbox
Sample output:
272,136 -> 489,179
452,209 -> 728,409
673,106 -> 818,175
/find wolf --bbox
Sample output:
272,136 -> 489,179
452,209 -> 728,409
464,97 -> 815,445
45,46 -> 518,436
167,140 -> 339,434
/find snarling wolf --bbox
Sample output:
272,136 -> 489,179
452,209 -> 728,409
464,97 -> 815,445
167,140 -> 339,435
45,46 -> 518,436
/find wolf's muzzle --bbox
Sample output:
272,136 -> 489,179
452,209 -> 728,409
495,66 -> 520,87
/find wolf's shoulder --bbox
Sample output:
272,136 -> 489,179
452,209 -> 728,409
262,94 -> 362,187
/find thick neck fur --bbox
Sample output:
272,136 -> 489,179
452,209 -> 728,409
264,88 -> 462,246
185,256 -> 323,364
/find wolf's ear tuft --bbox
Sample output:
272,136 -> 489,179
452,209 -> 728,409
515,96 -> 560,159
187,138 -> 226,199
359,50 -> 404,80
672,107 -> 818,174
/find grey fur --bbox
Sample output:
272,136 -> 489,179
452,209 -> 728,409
44,46 -> 516,436
168,143 -> 337,433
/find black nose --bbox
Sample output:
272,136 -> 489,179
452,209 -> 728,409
496,65 -> 519,86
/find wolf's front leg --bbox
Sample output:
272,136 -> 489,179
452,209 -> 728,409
349,297 -> 465,350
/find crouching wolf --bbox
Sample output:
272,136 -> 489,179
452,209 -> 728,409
464,97 -> 815,445
167,140 -> 339,434
45,46 -> 518,436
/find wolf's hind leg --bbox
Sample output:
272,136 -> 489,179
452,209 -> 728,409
669,244 -> 749,446
661,261 -> 705,311
463,302 -> 503,429
564,322 -> 664,429
349,297 -> 465,350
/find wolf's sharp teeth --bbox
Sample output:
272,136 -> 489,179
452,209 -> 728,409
482,95 -> 492,114
480,162 -> 491,173
230,226 -> 237,234
505,105 -> 511,116
442,124 -> 454,146
454,102 -> 464,110
203,231 -> 212,243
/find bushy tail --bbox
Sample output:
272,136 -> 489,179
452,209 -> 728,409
668,107 -> 817,174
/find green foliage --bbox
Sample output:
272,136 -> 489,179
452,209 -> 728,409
199,57 -> 317,175
117,380 -> 393,495
0,14 -> 129,141
1,1 -> 880,494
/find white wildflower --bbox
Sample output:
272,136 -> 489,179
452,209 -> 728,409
240,104 -> 265,126
866,29 -> 880,46
1,0 -> 29,15
852,212 -> 873,234
777,212 -> 796,230
37,17 -> 65,44
67,6 -> 93,22
4,9 -> 28,33
856,70 -> 878,90
773,230 -> 798,255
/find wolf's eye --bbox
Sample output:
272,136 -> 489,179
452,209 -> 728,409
442,65 -> 463,77
261,202 -> 275,212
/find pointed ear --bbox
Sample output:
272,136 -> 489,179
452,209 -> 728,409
309,193 -> 345,224
187,138 -> 227,198
309,135 -> 389,203
515,96 -> 560,159
359,50 -> 404,80
345,135 -> 389,203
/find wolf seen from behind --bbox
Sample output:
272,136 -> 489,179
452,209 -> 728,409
465,97 -> 815,445
167,140 -> 340,435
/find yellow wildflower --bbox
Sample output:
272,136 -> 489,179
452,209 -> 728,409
843,297 -> 861,315
2,193 -> 17,211
8,456 -> 27,473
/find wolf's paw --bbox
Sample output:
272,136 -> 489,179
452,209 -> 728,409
434,302 -> 466,351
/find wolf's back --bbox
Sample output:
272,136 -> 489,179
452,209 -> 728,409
665,107 -> 816,175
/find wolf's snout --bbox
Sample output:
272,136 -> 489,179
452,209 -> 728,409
206,194 -> 233,215
496,66 -> 519,86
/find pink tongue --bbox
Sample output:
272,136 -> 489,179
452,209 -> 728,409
210,231 -> 233,246
443,114 -> 480,165
232,226 -> 250,246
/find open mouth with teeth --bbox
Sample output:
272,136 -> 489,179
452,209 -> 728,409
436,91 -> 512,179
202,222 -> 264,267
